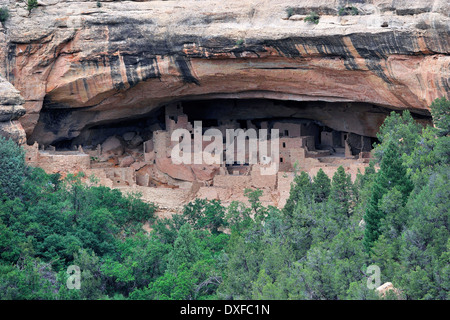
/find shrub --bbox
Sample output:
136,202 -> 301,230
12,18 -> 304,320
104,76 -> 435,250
430,97 -> 450,137
0,136 -> 26,199
27,0 -> 38,13
286,7 -> 294,18
0,7 -> 9,24
235,39 -> 244,47
96,1 -> 102,8
338,6 -> 359,16
304,11 -> 320,24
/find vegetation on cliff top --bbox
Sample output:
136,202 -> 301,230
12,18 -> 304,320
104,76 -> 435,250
338,6 -> 359,16
304,11 -> 320,24
0,7 -> 9,24
26,0 -> 38,14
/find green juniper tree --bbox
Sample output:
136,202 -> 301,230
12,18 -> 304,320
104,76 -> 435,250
27,0 -> 38,14
0,137 -> 26,199
430,97 -> 450,137
363,142 -> 413,253
182,198 -> 227,234
282,171 -> 313,217
328,166 -> 353,218
166,223 -> 201,274
430,97 -> 450,165
312,168 -> 331,203
0,7 -> 9,25
373,110 -> 422,162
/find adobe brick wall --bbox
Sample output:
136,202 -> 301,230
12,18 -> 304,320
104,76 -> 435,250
25,144 -> 91,174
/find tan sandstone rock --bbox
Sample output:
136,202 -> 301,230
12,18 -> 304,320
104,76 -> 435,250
156,157 -> 196,182
101,136 -> 124,158
119,156 -> 135,168
0,0 -> 445,145
376,282 -> 403,299
191,164 -> 220,182
0,76 -> 26,144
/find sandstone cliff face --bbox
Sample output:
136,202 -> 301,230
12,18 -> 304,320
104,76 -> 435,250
0,0 -> 449,145
0,76 -> 26,143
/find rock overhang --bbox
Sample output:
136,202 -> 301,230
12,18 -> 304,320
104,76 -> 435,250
0,0 -> 448,145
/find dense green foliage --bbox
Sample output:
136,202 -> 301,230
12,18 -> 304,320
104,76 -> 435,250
0,98 -> 448,300
286,7 -> 294,19
26,0 -> 38,13
338,6 -> 359,16
363,141 -> 413,253
304,11 -> 320,24
0,139 -> 157,299
0,137 -> 26,199
0,7 -> 9,24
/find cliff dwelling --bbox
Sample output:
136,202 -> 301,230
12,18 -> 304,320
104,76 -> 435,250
0,0 -> 448,303
1,0 -> 446,211
23,98 -> 431,210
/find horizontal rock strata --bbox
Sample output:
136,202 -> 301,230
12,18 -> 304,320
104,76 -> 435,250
0,0 -> 447,145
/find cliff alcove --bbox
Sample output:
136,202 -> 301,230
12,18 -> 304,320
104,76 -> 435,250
39,98 -> 391,151
0,0 -> 448,209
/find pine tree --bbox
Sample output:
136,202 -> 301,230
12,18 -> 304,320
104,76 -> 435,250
430,97 -> 450,137
0,137 -> 26,199
328,166 -> 353,218
167,224 -> 201,273
377,141 -> 413,199
353,161 -> 376,202
282,171 -> 313,217
430,97 -> 450,166
363,142 -> 413,253
312,168 -> 331,203
373,110 -> 422,161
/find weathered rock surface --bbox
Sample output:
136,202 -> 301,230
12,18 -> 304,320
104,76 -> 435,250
0,0 -> 448,145
122,132 -> 136,142
156,157 -> 196,182
376,282 -> 403,299
191,164 -> 220,182
100,135 -> 124,158
119,155 -> 135,168
0,76 -> 26,143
